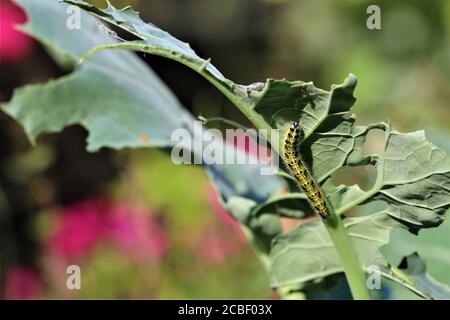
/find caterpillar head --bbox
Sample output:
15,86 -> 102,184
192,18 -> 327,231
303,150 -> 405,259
290,122 -> 299,130
288,122 -> 304,140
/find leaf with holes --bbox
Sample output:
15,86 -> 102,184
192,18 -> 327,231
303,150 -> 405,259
2,0 -> 449,300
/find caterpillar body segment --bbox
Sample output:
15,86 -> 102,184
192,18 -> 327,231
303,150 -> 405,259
282,122 -> 331,219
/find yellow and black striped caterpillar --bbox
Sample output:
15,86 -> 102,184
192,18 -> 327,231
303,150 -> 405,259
282,122 -> 330,219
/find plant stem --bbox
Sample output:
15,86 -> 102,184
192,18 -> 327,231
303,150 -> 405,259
323,213 -> 371,300
210,70 -> 371,299
209,71 -> 371,299
196,59 -> 371,300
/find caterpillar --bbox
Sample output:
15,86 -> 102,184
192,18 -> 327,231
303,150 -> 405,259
282,122 -> 330,219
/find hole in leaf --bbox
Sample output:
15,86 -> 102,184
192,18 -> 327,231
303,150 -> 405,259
353,200 -> 388,217
330,164 -> 377,192
342,112 -> 353,120
363,128 -> 385,157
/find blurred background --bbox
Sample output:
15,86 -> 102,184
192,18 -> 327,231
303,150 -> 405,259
0,0 -> 449,299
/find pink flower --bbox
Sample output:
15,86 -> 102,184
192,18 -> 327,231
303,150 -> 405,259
107,204 -> 168,262
48,197 -> 168,262
0,1 -> 34,64
48,197 -> 108,260
3,266 -> 42,300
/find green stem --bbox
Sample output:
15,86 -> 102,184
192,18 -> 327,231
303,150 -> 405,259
206,57 -> 370,300
323,213 -> 371,300
201,72 -> 273,132
208,67 -> 371,299
205,60 -> 371,300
